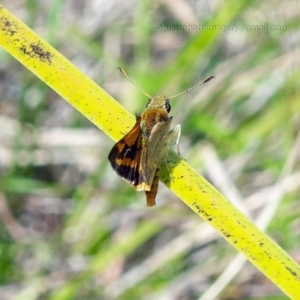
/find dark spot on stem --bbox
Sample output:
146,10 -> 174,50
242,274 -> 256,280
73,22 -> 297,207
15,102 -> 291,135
19,42 -> 53,64
0,17 -> 17,36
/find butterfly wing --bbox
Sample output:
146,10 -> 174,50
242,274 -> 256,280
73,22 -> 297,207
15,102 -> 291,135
108,117 -> 151,191
141,116 -> 172,187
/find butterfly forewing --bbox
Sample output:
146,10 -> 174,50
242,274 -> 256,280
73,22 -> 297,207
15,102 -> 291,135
141,115 -> 171,187
108,117 -> 151,190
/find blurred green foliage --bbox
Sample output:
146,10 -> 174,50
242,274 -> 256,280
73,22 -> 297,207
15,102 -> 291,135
0,0 -> 299,299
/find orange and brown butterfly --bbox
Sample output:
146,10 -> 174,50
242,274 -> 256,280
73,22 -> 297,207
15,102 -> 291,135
108,67 -> 214,207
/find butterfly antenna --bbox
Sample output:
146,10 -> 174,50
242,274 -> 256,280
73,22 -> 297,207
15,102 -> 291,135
117,67 -> 152,98
168,75 -> 215,100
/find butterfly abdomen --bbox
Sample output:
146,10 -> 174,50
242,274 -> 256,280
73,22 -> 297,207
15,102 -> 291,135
145,167 -> 160,206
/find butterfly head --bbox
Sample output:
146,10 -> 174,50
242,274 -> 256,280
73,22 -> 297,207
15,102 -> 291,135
146,95 -> 171,113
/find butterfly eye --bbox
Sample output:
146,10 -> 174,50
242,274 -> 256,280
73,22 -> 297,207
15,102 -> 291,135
165,100 -> 171,112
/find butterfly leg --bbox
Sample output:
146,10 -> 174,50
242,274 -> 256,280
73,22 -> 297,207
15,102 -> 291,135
163,158 -> 174,183
168,124 -> 184,159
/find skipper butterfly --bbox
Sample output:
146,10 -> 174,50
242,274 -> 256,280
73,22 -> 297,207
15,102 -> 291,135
108,68 -> 214,206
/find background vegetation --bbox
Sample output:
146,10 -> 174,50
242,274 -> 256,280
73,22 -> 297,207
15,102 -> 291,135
0,0 -> 299,299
